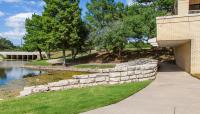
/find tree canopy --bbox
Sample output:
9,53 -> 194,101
24,0 -> 89,64
24,14 -> 47,60
85,0 -> 174,58
86,0 -> 127,29
22,0 -> 175,61
0,37 -> 15,51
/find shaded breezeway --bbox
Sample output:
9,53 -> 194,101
83,63 -> 200,114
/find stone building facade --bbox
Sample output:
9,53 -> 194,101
157,0 -> 200,73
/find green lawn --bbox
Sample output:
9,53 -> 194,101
27,60 -> 50,66
0,55 -> 4,61
0,81 -> 151,114
74,64 -> 115,69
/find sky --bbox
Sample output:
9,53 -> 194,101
0,0 -> 131,46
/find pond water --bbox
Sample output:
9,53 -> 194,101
0,61 -> 88,99
0,61 -> 45,86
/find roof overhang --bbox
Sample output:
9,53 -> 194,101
157,40 -> 190,47
190,0 -> 200,5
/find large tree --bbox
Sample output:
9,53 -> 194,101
87,0 -> 175,57
127,0 -> 174,39
24,14 -> 46,60
135,0 -> 176,14
93,20 -> 135,58
86,0 -> 127,29
43,0 -> 83,65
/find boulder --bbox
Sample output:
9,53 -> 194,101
110,77 -> 120,82
68,79 -> 79,85
20,89 -> 32,96
88,74 -> 97,78
32,85 -> 49,93
49,86 -> 64,91
120,72 -> 128,76
109,81 -> 119,85
48,80 -> 69,87
109,72 -> 121,77
127,71 -> 134,76
121,76 -> 129,81
80,78 -> 95,84
95,76 -> 106,82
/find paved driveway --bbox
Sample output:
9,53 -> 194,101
83,63 -> 200,114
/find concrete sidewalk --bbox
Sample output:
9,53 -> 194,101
83,63 -> 200,114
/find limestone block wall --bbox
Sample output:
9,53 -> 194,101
178,0 -> 189,16
20,59 -> 158,97
191,39 -> 200,74
174,41 -> 191,73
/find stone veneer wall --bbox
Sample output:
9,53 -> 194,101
20,59 -> 158,97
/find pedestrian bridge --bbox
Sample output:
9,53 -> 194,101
0,52 -> 47,60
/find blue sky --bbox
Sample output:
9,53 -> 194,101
0,0 -> 129,46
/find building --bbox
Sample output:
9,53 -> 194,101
157,0 -> 200,74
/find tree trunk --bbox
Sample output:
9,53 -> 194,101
48,51 -> 51,59
63,49 -> 66,66
71,48 -> 78,61
47,45 -> 51,59
89,49 -> 92,54
38,48 -> 43,60
117,47 -> 123,60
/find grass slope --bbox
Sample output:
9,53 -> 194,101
74,64 -> 115,69
27,60 -> 50,66
0,81 -> 151,114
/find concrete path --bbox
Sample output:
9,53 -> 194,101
83,63 -> 200,114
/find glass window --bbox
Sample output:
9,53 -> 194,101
190,4 -> 200,10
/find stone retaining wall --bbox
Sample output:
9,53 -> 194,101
20,59 -> 158,97
23,65 -> 106,73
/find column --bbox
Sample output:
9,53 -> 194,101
178,0 -> 189,16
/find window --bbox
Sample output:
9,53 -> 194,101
190,4 -> 200,10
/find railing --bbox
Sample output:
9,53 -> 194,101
189,10 -> 200,14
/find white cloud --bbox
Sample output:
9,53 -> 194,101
39,1 -> 45,7
6,12 -> 32,29
0,30 -> 25,39
0,12 -> 33,39
0,0 -> 21,3
126,0 -> 134,6
0,11 -> 4,16
30,1 -> 36,5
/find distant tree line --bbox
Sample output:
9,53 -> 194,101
0,37 -> 16,51
23,0 -> 175,64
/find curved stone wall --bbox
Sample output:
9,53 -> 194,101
20,59 -> 158,97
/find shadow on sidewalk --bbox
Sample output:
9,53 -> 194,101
158,61 -> 183,72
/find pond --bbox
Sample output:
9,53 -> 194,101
0,61 -> 45,86
0,61 -> 89,99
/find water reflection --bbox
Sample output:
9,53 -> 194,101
0,69 -> 6,79
0,61 -> 45,86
